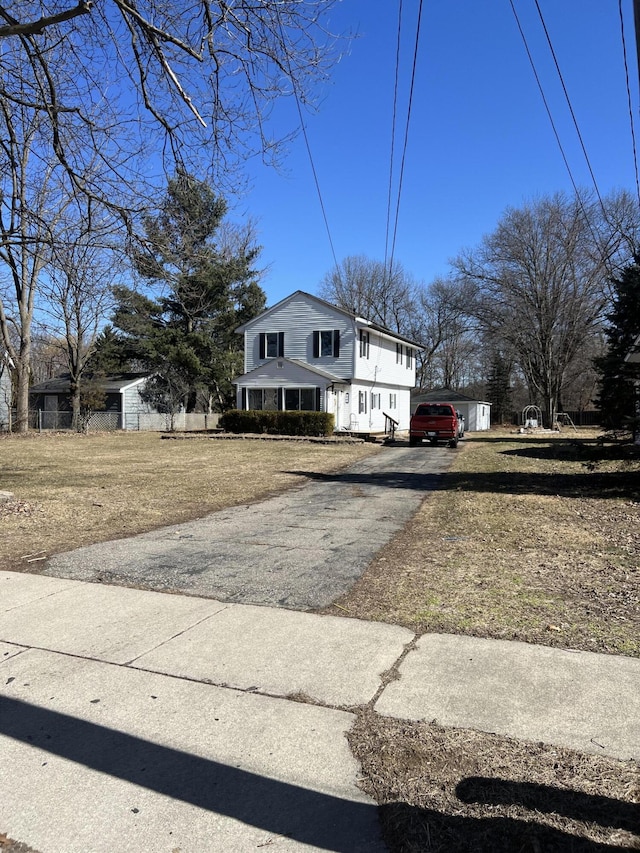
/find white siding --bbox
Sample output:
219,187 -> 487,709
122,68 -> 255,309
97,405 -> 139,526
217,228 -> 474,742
353,329 -> 416,391
0,361 -> 11,430
236,291 -> 420,433
345,382 -> 412,432
244,292 -> 356,378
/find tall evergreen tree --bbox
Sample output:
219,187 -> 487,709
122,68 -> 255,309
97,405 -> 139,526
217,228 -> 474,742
486,350 -> 513,424
594,259 -> 640,435
106,173 -> 265,412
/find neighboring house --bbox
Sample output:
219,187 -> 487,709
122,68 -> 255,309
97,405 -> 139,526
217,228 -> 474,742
0,354 -> 11,430
232,291 -> 422,433
29,373 -> 159,431
411,387 -> 492,432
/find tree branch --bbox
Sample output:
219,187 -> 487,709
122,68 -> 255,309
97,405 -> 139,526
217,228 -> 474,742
0,2 -> 94,38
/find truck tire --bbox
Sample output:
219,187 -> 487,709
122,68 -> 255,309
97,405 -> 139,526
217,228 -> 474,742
409,436 -> 418,447
449,437 -> 458,448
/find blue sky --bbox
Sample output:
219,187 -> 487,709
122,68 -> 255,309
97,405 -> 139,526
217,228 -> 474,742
233,0 -> 640,307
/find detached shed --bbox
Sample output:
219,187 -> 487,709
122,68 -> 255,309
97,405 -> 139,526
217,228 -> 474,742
411,388 -> 492,432
29,373 -> 158,430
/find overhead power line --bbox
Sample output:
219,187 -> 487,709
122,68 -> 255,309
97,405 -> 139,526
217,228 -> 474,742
275,9 -> 341,278
387,0 -> 424,279
532,0 -> 606,215
618,0 -> 640,209
508,0 -> 603,241
384,0 -> 404,273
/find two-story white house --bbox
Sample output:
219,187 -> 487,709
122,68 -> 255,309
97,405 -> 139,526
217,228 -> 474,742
232,291 -> 422,433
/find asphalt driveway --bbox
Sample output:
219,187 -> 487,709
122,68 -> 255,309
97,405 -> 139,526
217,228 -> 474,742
44,443 -> 457,609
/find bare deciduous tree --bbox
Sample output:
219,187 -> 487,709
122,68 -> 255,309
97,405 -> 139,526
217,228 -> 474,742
0,1 -> 343,214
453,191 -> 640,426
0,109 -> 72,431
319,255 -> 417,334
407,277 -> 476,390
38,212 -> 120,429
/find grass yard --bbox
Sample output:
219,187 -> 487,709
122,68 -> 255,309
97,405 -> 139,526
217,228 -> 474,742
330,430 -> 640,659
1,427 -> 638,853
0,430 -> 379,572
336,430 -> 640,853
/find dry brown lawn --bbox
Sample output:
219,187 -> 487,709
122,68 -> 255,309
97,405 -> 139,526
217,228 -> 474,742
330,430 -> 640,659
334,429 -> 640,853
0,430 -> 379,572
1,427 -> 638,853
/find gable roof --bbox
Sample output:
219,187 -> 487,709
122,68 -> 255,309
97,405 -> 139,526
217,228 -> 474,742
236,290 -> 423,348
412,387 -> 491,405
30,373 -> 150,395
233,357 -> 343,385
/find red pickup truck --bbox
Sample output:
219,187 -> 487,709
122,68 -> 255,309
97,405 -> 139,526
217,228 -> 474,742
409,403 -> 461,448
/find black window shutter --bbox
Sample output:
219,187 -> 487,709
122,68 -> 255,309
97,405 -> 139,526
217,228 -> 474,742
259,333 -> 266,359
333,330 -> 340,357
241,388 -> 247,410
313,331 -> 320,358
278,332 -> 285,357
316,387 -> 321,411
278,388 -> 284,410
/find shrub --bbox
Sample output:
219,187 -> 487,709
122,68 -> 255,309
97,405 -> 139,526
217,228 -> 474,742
220,409 -> 334,436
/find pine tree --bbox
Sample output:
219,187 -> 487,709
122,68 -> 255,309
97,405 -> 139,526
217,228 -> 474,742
594,259 -> 640,435
486,351 -> 513,424
105,173 -> 266,412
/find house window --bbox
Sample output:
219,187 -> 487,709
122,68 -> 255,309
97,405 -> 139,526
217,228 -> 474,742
405,347 -> 413,369
396,343 -> 403,364
358,390 -> 367,414
248,388 -> 280,410
359,329 -> 370,358
371,392 -> 381,410
389,393 -> 397,409
285,387 -> 317,411
259,332 -> 284,359
313,329 -> 340,358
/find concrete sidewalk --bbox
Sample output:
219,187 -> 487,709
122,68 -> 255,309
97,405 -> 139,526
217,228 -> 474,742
1,570 -> 639,853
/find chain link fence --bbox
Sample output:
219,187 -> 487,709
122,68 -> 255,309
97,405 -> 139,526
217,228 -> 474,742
27,410 -> 220,433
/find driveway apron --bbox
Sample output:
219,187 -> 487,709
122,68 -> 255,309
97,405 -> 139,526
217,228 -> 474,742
43,444 -> 456,609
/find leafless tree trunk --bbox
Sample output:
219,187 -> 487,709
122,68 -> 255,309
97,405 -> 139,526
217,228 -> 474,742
407,278 -> 476,390
38,212 -> 119,430
0,109 -> 69,432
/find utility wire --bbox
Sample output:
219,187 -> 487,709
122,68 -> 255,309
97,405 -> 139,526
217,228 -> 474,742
274,10 -> 341,279
508,0 -> 601,242
388,0 -> 424,279
532,0 -> 607,215
384,0 -> 404,273
618,0 -> 640,209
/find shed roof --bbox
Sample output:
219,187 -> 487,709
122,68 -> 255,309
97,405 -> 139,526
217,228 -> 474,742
412,387 -> 491,405
30,373 -> 150,394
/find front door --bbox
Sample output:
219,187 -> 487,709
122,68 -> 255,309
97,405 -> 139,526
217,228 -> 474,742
328,387 -> 343,430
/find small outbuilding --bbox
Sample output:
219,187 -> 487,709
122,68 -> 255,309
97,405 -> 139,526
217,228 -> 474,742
411,387 -> 492,432
29,373 -> 158,430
